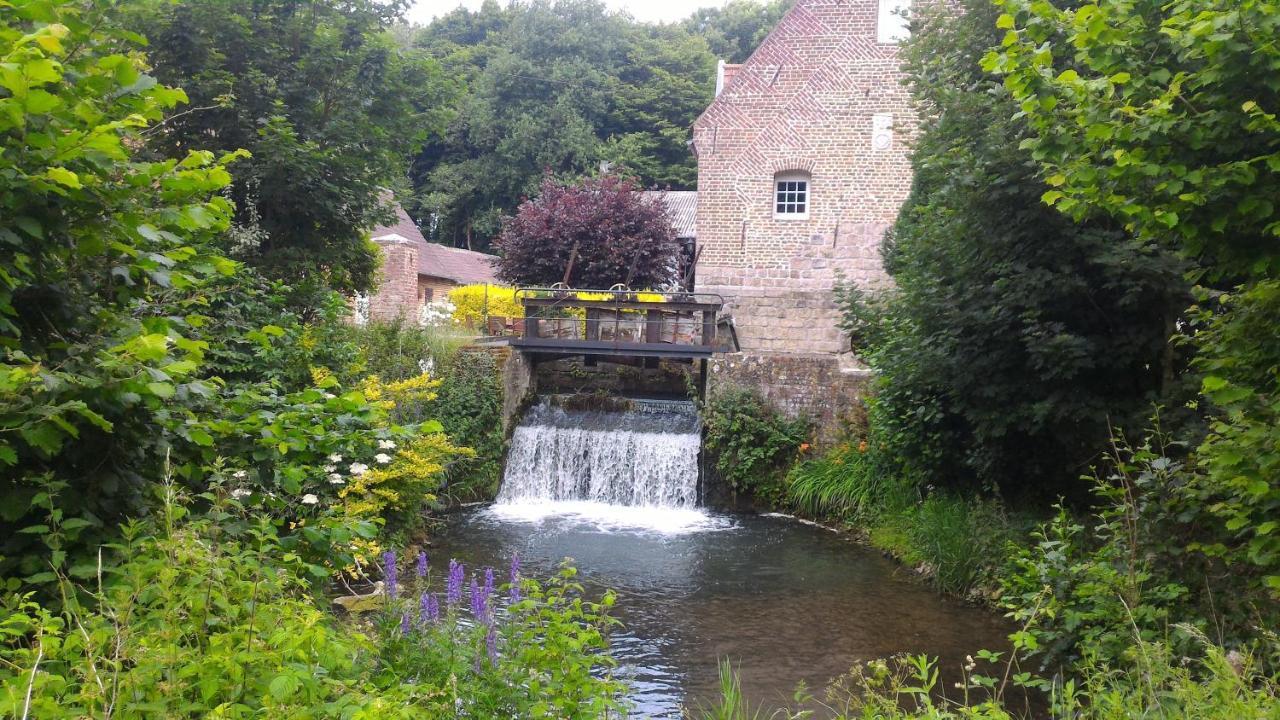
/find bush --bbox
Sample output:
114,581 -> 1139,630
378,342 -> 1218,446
425,351 -> 506,502
703,388 -> 809,507
0,493 -> 623,718
700,636 -> 1280,720
493,174 -> 682,290
449,284 -> 522,328
376,554 -> 624,718
787,441 -> 911,521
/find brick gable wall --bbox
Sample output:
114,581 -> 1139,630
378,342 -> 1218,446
693,0 -> 915,356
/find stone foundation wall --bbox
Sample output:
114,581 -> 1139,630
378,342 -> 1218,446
708,351 -> 872,445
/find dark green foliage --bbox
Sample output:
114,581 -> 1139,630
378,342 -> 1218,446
846,0 -> 1189,497
703,388 -> 808,507
1185,282 -> 1280,601
680,0 -> 793,63
409,0 -> 783,249
0,3 -> 240,580
427,351 -> 505,502
138,0 -> 456,301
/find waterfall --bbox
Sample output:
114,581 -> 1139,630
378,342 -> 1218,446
497,397 -> 702,508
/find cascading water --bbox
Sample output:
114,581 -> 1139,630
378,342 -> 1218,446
497,397 -> 702,507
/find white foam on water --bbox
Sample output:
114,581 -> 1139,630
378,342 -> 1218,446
486,500 -> 735,535
759,512 -> 843,533
493,398 -> 732,534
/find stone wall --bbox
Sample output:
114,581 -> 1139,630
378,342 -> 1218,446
708,351 -> 872,445
368,235 -> 420,323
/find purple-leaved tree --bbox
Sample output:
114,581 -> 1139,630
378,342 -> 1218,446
493,175 -> 682,290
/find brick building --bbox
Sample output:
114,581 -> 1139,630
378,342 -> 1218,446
692,0 -> 915,433
362,204 -> 499,323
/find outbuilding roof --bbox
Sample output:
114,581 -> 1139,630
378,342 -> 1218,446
370,204 -> 498,285
644,190 -> 698,239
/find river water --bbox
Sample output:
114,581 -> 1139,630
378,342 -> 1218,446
429,504 -> 1013,717
436,397 -> 1013,716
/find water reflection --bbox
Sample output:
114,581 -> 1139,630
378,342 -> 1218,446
430,505 -> 1012,718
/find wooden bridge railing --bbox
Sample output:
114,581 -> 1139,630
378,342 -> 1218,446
506,286 -> 724,359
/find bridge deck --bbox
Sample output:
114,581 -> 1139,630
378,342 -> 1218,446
508,287 -> 724,360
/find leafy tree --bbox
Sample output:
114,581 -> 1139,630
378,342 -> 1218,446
989,0 -> 1280,597
136,0 -> 456,303
985,0 -> 1280,282
493,175 -> 681,290
0,0 -> 238,577
598,25 -> 716,189
845,0 -> 1189,497
681,0 -> 793,63
410,0 -> 774,250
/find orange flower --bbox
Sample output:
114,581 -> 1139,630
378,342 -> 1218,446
858,440 -> 869,453
799,442 -> 811,453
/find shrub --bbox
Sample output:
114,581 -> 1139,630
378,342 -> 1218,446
787,441 -> 912,521
0,3 -> 240,582
493,174 -> 682,290
703,388 -> 809,507
700,636 -> 1280,720
0,494 -> 623,718
377,555 -> 624,718
449,284 -> 522,328
425,351 -> 506,502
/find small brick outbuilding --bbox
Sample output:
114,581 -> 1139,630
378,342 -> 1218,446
363,204 -> 499,323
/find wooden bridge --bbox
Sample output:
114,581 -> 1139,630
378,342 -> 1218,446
498,286 -> 726,361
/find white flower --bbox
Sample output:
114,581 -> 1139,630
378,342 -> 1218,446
374,453 -> 392,464
232,470 -> 247,479
378,439 -> 396,450
349,462 -> 369,476
323,392 -> 336,399
301,493 -> 319,505
328,453 -> 343,463
328,473 -> 345,485
230,488 -> 250,499
323,464 -> 336,473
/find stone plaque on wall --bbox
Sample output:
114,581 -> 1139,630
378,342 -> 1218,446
872,113 -> 894,151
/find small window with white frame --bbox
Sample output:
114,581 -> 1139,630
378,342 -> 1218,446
774,173 -> 809,218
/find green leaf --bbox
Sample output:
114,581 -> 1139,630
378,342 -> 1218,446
45,167 -> 81,188
15,216 -> 42,239
146,382 -> 175,399
996,13 -> 1016,29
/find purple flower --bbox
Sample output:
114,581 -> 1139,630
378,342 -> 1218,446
383,550 -> 398,600
419,592 -> 431,625
416,551 -> 428,579
400,611 -> 411,636
446,559 -> 464,606
509,555 -> 521,603
469,576 -> 487,620
485,624 -> 498,665
429,593 -> 440,622
482,566 -> 495,601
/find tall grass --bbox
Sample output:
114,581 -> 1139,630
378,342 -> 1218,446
695,635 -> 1280,720
786,443 -> 911,520
352,318 -> 473,384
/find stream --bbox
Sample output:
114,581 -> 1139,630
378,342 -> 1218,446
430,503 -> 1012,717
